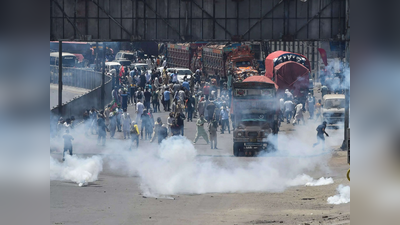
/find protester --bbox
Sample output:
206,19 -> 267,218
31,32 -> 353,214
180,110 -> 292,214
313,121 -> 329,151
171,119 -> 181,136
208,115 -> 218,149
140,109 -> 151,140
109,112 -> 117,139
136,100 -> 144,123
143,87 -> 152,110
122,110 -> 132,139
197,97 -> 205,117
158,124 -> 168,143
116,105 -> 123,132
186,95 -> 195,122
293,101 -> 305,125
305,93 -> 315,119
62,129 -> 74,161
147,109 -> 154,139
121,90 -> 128,110
167,112 -> 175,135
193,115 -> 209,144
89,107 -> 98,135
284,98 -> 294,124
203,82 -> 210,100
315,99 -> 322,121
163,88 -> 171,111
97,114 -> 107,146
176,111 -> 185,136
129,121 -> 140,149
206,99 -> 216,122
150,117 -> 162,143
220,105 -> 230,134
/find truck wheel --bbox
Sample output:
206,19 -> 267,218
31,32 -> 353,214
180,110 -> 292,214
233,143 -> 242,157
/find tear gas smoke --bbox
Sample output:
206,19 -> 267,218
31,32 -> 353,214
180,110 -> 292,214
50,155 -> 103,186
288,174 -> 334,186
103,123 -> 343,196
327,184 -> 350,204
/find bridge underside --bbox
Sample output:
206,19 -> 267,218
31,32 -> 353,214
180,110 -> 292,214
50,0 -> 348,42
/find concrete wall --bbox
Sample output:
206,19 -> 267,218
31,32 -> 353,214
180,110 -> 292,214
50,74 -> 112,122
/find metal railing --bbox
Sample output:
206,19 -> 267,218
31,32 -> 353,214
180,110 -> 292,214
50,66 -> 102,90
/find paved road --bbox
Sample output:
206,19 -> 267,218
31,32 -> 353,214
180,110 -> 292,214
50,92 -> 350,224
50,84 -> 90,109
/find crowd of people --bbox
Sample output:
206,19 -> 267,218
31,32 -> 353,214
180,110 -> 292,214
52,61 -> 236,155
280,89 -> 322,126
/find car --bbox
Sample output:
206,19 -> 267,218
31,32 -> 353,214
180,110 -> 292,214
321,94 -> 345,124
158,67 -> 193,82
130,63 -> 152,74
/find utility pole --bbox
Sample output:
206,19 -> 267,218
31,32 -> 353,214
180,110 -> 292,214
101,42 -> 106,109
58,41 -> 63,114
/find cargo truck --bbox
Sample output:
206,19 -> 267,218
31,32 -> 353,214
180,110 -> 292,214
264,51 -> 311,105
166,42 -> 207,71
231,76 -> 280,157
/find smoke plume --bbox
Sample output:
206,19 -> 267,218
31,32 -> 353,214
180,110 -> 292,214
50,155 -> 103,186
327,184 -> 350,204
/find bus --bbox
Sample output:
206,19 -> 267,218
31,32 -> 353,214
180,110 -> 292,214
50,52 -> 77,67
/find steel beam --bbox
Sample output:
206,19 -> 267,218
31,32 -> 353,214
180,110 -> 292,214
191,0 -> 232,37
138,0 -> 183,41
241,0 -> 283,38
295,0 -> 337,38
53,0 -> 83,38
91,0 -> 134,38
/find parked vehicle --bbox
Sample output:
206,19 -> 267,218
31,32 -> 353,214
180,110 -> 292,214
50,52 -> 77,67
264,51 -> 311,105
166,42 -> 207,71
322,94 -> 345,124
105,62 -> 121,72
130,63 -> 152,74
114,59 -> 132,67
115,51 -> 135,62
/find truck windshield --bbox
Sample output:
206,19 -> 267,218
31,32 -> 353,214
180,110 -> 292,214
240,114 -> 268,122
324,99 -> 345,109
236,61 -> 251,67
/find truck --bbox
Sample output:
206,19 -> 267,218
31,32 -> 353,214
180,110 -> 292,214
166,42 -> 207,71
321,94 -> 345,124
201,44 -> 259,80
231,76 -> 280,157
264,51 -> 311,105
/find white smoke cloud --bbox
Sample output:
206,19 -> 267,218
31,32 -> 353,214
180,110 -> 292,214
50,155 -> 103,186
327,184 -> 350,204
288,174 -> 334,187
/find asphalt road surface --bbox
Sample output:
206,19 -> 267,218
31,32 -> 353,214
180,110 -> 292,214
50,84 -> 89,109
50,86 -> 350,225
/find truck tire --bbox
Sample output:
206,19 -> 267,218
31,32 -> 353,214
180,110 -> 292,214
233,143 -> 242,157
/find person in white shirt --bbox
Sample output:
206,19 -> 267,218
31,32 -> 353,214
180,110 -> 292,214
154,77 -> 159,88
284,99 -> 294,124
284,89 -> 293,100
293,101 -> 305,125
162,59 -> 167,67
136,100 -> 144,124
171,70 -> 178,83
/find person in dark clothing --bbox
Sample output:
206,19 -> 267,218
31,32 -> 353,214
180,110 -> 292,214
313,121 -> 329,151
158,124 -> 168,143
144,88 -> 152,110
187,95 -> 195,122
176,112 -> 186,136
97,115 -> 107,146
121,90 -> 128,111
140,109 -> 150,140
62,129 -> 74,161
140,73 -> 146,89
206,100 -> 216,122
171,119 -> 181,136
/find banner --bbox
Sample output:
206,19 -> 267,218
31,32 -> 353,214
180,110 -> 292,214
318,48 -> 328,66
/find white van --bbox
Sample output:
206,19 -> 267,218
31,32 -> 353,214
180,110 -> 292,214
322,94 -> 345,124
105,62 -> 121,72
115,51 -> 135,62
